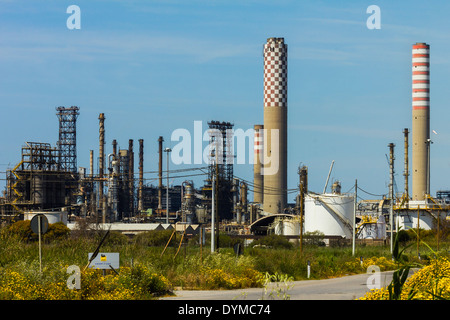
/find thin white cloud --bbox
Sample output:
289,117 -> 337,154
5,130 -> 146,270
0,27 -> 256,64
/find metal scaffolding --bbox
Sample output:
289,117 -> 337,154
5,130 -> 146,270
207,120 -> 234,183
206,120 -> 234,221
56,106 -> 80,173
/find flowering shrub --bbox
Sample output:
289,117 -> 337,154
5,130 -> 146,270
0,263 -> 172,300
360,256 -> 450,300
203,267 -> 263,289
172,252 -> 263,290
344,256 -> 397,272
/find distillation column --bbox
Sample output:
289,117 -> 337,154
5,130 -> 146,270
253,124 -> 264,204
98,113 -> 105,221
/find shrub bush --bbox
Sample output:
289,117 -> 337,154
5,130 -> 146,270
6,220 -> 70,242
0,262 -> 172,300
43,222 -> 71,241
360,256 -> 450,300
134,229 -> 177,247
251,234 -> 293,249
7,220 -> 33,240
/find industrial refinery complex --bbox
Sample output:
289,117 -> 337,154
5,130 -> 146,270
0,39 -> 448,246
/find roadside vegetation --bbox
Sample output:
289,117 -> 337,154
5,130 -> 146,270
0,219 -> 449,300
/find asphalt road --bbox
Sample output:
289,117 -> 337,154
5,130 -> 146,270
162,271 -> 397,300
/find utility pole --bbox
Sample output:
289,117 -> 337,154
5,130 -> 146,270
164,147 -> 172,224
215,155 -> 219,251
352,179 -> 357,256
211,146 -> 219,253
389,143 -> 395,254
211,172 -> 215,253
298,165 -> 307,255
403,128 -> 409,203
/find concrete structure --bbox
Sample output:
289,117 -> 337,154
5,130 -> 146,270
253,124 -> 264,204
25,211 -> 68,225
412,42 -> 430,200
66,222 -> 200,236
263,37 -> 288,214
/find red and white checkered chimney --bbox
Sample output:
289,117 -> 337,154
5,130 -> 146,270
263,37 -> 287,214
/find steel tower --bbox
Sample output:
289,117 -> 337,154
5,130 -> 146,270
56,106 -> 79,173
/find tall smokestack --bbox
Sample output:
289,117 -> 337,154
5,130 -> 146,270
89,150 -> 94,178
112,139 -> 117,157
253,124 -> 264,204
128,139 -> 134,217
98,113 -> 105,221
403,128 -> 409,200
158,136 -> 164,210
412,42 -> 430,200
138,139 -> 144,212
263,37 -> 288,214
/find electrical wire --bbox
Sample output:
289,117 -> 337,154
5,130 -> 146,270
357,186 -> 386,198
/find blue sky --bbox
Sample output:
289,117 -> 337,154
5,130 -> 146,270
1,0 -> 450,202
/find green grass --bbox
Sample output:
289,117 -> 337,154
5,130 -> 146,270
1,223 -> 449,298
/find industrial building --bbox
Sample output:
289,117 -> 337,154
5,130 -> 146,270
0,39 -> 449,246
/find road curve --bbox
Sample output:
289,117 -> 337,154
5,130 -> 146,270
161,271 -> 396,300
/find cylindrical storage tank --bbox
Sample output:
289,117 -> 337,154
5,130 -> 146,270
304,193 -> 355,238
32,173 -> 45,207
361,223 -> 377,239
376,215 -> 387,239
273,217 -> 300,236
398,212 -> 434,230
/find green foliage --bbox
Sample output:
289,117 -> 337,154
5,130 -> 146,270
260,272 -> 294,300
43,222 -> 70,241
4,220 -> 70,242
6,220 -> 33,240
397,230 -> 411,244
217,233 -> 244,248
303,231 -> 326,246
118,263 -> 172,297
170,251 -> 262,290
134,229 -> 177,247
1,222 -> 449,299
388,229 -> 421,300
251,234 -> 293,249
105,231 -> 129,246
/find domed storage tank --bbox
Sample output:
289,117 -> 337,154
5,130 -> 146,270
272,216 -> 301,236
304,193 -> 355,238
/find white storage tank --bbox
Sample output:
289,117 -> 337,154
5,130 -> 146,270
305,193 -> 355,238
398,212 -> 434,230
397,200 -> 442,231
358,215 -> 387,239
272,216 -> 301,236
